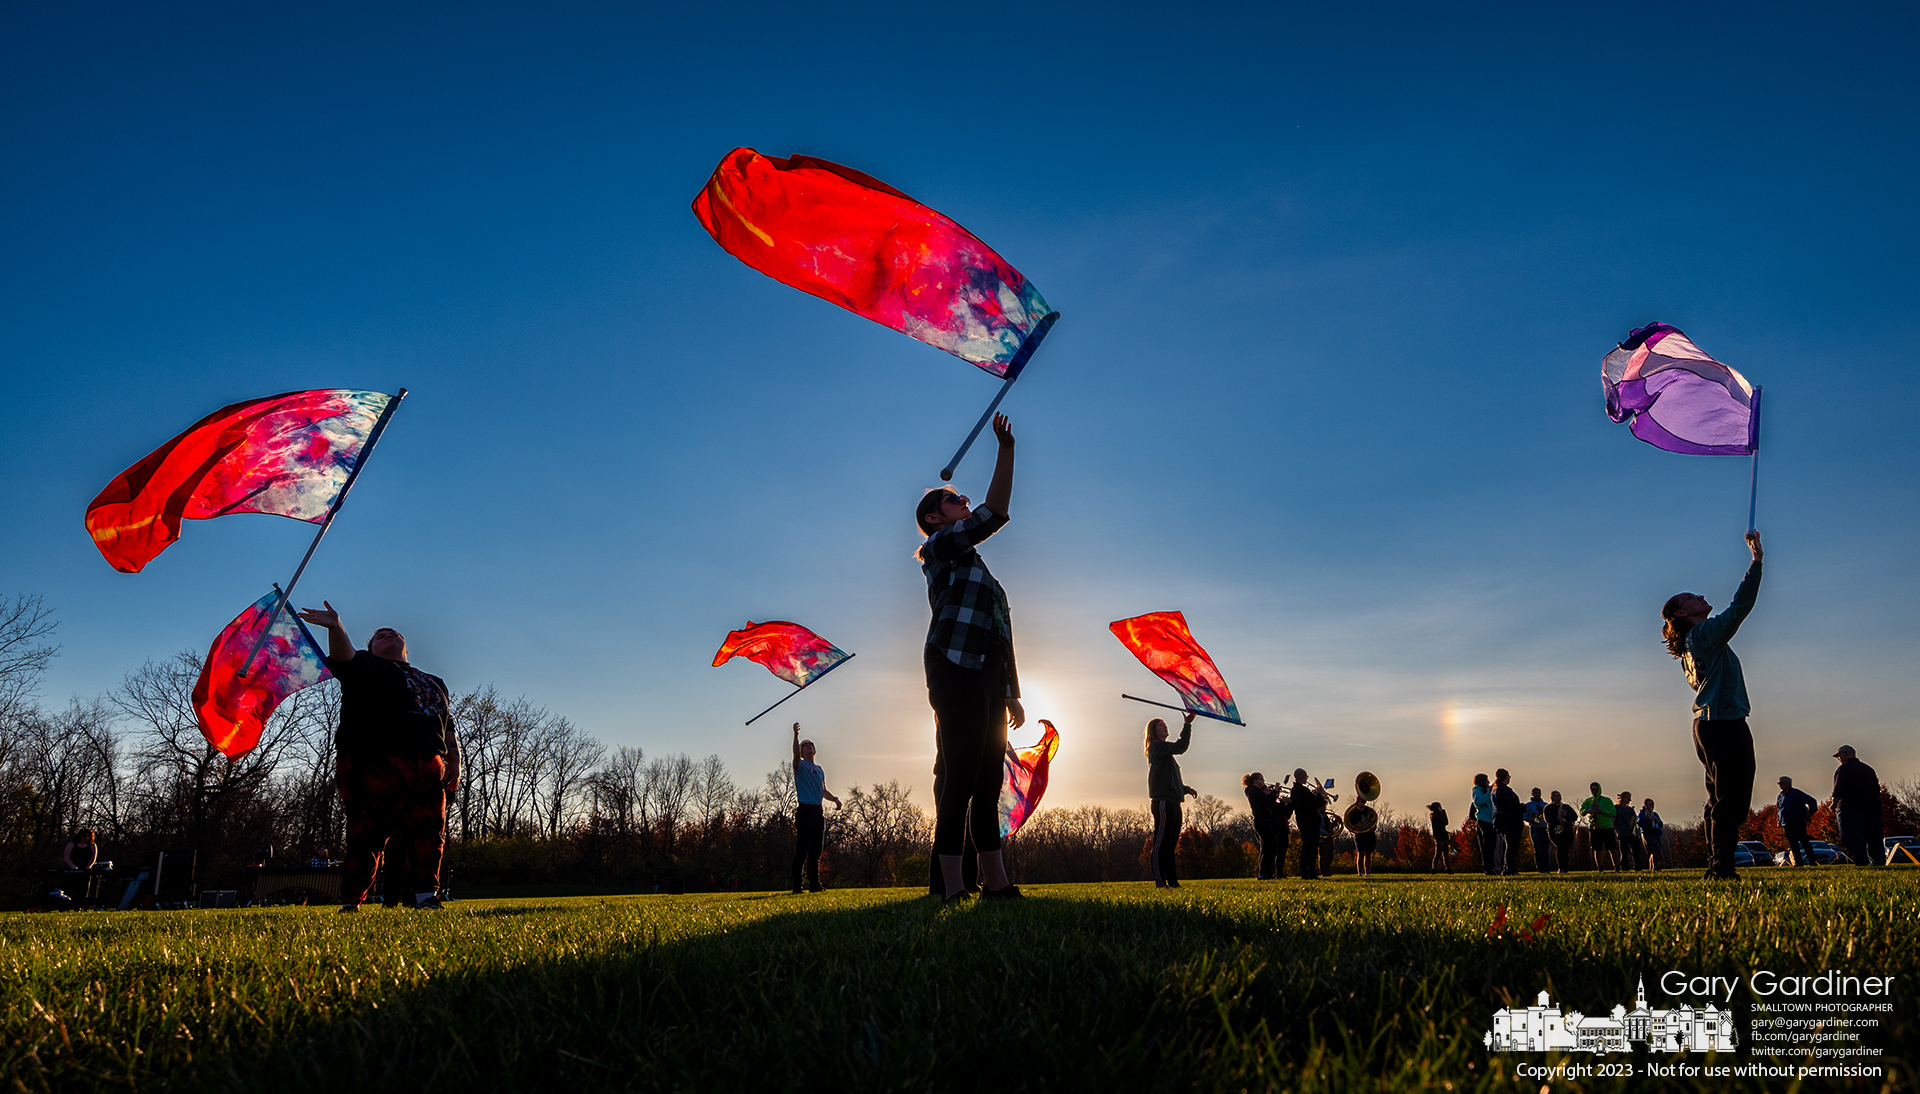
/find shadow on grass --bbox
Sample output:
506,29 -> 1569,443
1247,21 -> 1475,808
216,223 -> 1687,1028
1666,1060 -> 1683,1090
10,877 -> 1916,1093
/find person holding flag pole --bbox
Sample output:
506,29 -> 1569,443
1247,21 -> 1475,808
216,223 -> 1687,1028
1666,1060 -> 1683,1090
915,412 -> 1025,901
1659,530 -> 1765,880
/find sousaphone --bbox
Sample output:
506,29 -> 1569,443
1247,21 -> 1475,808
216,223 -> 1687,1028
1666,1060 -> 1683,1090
1343,771 -> 1381,834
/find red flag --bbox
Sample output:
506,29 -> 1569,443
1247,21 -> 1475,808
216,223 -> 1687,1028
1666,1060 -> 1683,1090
86,389 -> 393,573
1109,611 -> 1243,724
712,621 -> 852,688
692,148 -> 1055,378
999,721 -> 1060,838
192,590 -> 333,759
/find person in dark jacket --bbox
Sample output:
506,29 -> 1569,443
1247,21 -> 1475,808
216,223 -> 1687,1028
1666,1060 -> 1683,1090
297,602 -> 456,912
1544,791 -> 1577,874
1615,791 -> 1645,871
1523,788 -> 1554,873
1776,775 -> 1819,866
1491,769 -> 1524,876
1146,713 -> 1197,887
1290,770 -> 1323,880
1637,798 -> 1664,871
1830,745 -> 1883,866
1660,530 -> 1763,879
1243,772 -> 1286,879
1428,802 -> 1453,872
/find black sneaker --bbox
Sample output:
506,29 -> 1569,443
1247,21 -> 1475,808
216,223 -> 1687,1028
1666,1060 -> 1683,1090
981,884 -> 1023,900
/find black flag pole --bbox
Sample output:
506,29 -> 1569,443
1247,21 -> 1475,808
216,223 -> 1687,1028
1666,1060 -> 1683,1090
743,654 -> 855,726
940,312 -> 1058,481
1121,693 -> 1246,727
238,388 -> 408,677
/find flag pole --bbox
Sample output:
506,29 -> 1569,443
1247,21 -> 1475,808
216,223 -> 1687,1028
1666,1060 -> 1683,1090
1745,385 -> 1763,532
743,653 -> 855,726
1120,692 -> 1246,726
239,389 -> 408,676
939,312 -> 1058,481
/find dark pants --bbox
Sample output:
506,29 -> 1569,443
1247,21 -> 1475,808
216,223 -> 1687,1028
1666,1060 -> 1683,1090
1839,809 -> 1883,866
1643,832 -> 1662,870
1551,831 -> 1574,871
1498,827 -> 1523,875
926,754 -> 979,894
1528,824 -> 1554,872
1784,821 -> 1815,866
1151,799 -> 1182,883
1620,831 -> 1645,871
339,754 -> 446,906
1297,818 -> 1319,879
1693,717 -> 1755,877
1477,825 -> 1499,874
792,803 -> 824,889
1254,819 -> 1284,878
925,647 -> 1006,858
1431,827 -> 1452,872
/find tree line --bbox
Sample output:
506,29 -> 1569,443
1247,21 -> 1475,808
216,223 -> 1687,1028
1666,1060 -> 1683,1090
6,593 -> 1918,905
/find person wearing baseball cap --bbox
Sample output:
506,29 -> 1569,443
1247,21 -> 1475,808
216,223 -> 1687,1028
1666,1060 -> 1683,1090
1830,745 -> 1883,867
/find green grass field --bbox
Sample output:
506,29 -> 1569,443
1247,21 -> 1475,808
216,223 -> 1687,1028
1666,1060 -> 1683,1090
3,873 -> 1914,1092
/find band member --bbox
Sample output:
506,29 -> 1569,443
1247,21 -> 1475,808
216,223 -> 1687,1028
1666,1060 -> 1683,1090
1776,776 -> 1819,866
1524,788 -> 1554,873
1615,790 -> 1645,870
1289,770 -> 1323,880
1243,772 -> 1286,879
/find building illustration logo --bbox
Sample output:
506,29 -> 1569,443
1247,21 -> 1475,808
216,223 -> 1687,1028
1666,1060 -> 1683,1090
1484,978 -> 1737,1054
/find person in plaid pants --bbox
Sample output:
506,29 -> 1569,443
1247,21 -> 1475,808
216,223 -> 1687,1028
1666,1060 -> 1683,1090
298,601 -> 457,912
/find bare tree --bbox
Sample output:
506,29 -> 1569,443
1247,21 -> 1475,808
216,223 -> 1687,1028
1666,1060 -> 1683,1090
1188,794 -> 1235,833
536,716 -> 603,839
828,780 -> 930,886
691,754 -> 734,850
0,593 -> 59,728
647,753 -> 695,855
764,762 -> 798,817
4,699 -> 122,865
588,744 -> 646,843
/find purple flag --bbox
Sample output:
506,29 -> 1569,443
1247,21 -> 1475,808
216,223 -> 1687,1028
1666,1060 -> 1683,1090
1603,323 -> 1758,456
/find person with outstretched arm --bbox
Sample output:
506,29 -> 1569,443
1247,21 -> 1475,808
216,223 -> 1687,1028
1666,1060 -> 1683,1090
1659,530 -> 1764,880
789,722 -> 842,893
1146,713 -> 1197,887
916,413 -> 1025,901
296,602 -> 456,911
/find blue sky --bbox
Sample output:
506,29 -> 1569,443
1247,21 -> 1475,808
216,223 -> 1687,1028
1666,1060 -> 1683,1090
4,3 -> 1917,820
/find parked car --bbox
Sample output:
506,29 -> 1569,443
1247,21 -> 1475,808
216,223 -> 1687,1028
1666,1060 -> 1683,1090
1773,840 -> 1849,866
1734,841 -> 1775,868
1884,835 -> 1920,865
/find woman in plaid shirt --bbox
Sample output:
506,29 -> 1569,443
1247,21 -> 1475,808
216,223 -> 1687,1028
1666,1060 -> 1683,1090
915,413 -> 1025,901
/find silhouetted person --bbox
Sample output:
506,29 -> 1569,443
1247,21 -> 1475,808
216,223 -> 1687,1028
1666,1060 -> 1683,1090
1492,769 -> 1523,876
297,602 -> 455,912
1146,713 -> 1197,887
1637,798 -> 1664,871
1290,770 -> 1322,879
790,722 -> 842,893
1615,791 -> 1644,870
1830,745 -> 1882,866
1580,781 -> 1619,870
1523,788 -> 1554,873
63,829 -> 97,871
1243,772 -> 1285,879
916,414 -> 1024,901
1660,530 -> 1763,879
1544,791 -> 1577,874
1427,802 -> 1452,873
1776,776 -> 1818,866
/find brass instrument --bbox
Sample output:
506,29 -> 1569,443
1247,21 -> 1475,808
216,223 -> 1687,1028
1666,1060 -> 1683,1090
1343,771 -> 1381,835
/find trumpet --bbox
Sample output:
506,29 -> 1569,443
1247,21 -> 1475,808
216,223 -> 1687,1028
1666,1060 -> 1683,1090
1343,771 -> 1381,835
